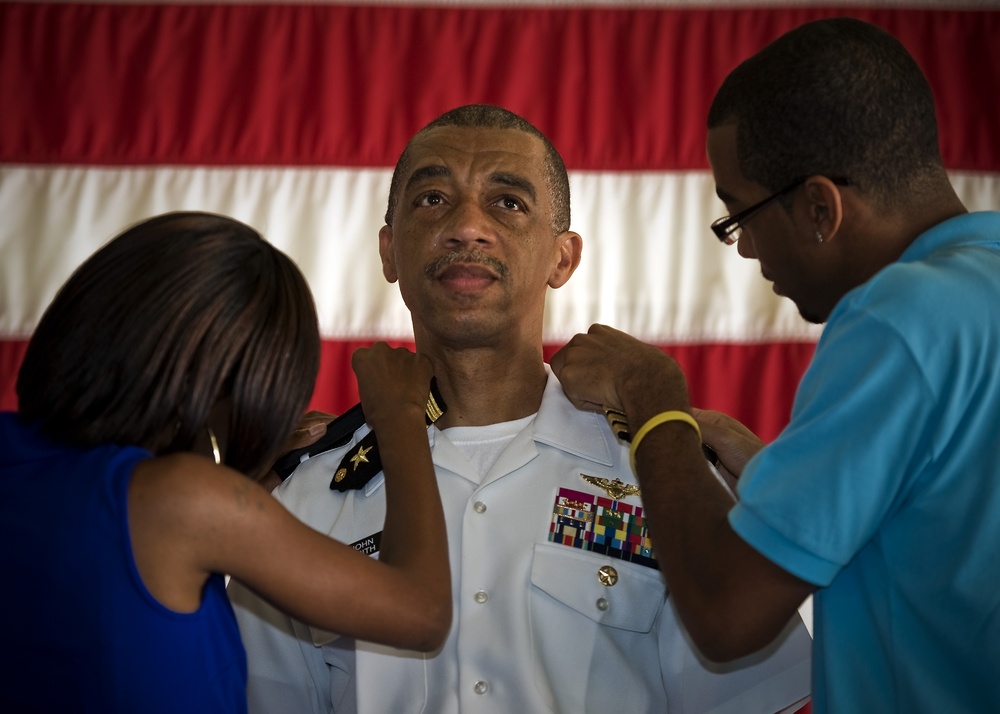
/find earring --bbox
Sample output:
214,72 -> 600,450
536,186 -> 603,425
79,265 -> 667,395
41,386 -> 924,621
207,427 -> 221,465
815,231 -> 824,243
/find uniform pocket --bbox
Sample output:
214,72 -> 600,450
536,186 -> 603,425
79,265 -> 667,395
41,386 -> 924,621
527,542 -> 668,712
530,542 -> 665,628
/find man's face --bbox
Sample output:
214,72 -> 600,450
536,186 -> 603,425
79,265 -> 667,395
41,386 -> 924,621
379,125 -> 581,349
707,123 -> 834,324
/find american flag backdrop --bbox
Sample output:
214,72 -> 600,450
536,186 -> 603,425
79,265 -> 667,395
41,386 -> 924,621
1,1 -> 998,445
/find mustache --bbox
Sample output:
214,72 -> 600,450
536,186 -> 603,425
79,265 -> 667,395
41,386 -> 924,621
424,250 -> 509,280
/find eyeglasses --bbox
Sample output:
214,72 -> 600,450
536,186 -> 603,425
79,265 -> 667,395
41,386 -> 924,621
711,176 -> 851,245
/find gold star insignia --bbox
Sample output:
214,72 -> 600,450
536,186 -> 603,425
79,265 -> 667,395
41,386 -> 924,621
597,565 -> 619,586
580,474 -> 641,500
350,444 -> 373,470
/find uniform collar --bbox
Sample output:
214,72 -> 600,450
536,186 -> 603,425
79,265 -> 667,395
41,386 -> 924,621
532,366 -> 617,467
423,365 -> 618,468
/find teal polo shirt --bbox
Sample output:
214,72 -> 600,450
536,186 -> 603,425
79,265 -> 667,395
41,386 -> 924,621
730,212 -> 1000,713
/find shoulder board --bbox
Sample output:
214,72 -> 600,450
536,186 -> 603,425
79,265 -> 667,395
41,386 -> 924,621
270,378 -> 447,488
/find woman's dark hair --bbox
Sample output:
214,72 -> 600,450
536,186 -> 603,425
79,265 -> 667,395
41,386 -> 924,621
17,211 -> 321,476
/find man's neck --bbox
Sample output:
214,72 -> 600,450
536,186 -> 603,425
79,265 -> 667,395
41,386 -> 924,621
422,343 -> 548,429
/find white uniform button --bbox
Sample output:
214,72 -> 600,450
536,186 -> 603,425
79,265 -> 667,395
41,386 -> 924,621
474,680 -> 489,695
473,501 -> 487,513
596,597 -> 609,611
474,590 -> 489,604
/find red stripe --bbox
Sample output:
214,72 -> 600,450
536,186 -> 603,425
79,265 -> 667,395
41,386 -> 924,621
0,341 -> 29,415
1,3 -> 996,171
0,338 -> 814,444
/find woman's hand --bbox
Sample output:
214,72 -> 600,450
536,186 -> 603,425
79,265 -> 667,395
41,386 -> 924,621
257,410 -> 336,491
352,343 -> 433,431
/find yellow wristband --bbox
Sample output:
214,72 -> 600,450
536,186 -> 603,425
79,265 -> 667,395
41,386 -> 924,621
629,410 -> 702,473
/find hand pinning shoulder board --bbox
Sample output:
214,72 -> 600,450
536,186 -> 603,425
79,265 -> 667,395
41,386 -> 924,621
602,406 -> 733,497
270,380 -> 447,490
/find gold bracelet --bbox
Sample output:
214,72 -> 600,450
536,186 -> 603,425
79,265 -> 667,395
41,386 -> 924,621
629,410 -> 701,473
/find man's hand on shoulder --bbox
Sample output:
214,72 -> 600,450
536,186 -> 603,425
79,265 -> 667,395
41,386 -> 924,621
691,408 -> 765,481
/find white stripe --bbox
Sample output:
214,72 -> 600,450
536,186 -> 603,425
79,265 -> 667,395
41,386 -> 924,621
1,165 -> 997,342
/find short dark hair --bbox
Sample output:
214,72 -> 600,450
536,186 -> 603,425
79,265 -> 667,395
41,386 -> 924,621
707,17 -> 946,210
385,104 -> 571,234
17,212 -> 320,477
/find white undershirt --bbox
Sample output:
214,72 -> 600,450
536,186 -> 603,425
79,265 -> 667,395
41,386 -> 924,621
440,413 -> 536,483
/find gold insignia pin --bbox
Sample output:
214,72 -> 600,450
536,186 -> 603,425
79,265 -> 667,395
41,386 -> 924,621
425,391 -> 445,423
334,468 -> 348,483
350,444 -> 373,470
602,405 -> 631,442
597,565 -> 619,586
580,474 -> 641,500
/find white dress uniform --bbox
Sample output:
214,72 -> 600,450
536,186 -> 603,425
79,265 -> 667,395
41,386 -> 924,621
229,370 -> 812,714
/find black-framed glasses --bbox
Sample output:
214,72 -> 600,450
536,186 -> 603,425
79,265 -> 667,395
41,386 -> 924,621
711,176 -> 851,245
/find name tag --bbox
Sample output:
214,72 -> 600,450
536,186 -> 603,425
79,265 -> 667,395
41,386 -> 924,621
350,531 -> 382,558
